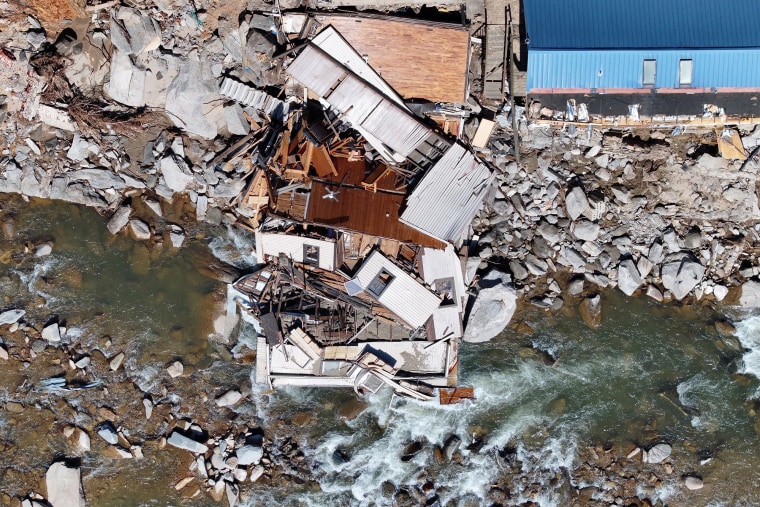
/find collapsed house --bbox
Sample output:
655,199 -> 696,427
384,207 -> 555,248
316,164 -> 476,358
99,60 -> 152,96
523,0 -> 760,128
225,12 -> 490,402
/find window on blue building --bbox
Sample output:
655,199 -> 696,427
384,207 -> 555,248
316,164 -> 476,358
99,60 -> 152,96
679,59 -> 693,87
643,60 -> 656,86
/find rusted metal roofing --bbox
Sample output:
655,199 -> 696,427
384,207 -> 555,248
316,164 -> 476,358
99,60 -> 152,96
354,250 -> 441,329
400,143 -> 494,243
311,13 -> 470,103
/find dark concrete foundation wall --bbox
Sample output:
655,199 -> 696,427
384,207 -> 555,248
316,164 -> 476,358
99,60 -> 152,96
529,92 -> 760,117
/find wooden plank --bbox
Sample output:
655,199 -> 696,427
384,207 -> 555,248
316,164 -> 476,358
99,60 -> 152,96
438,386 -> 475,405
716,128 -> 747,160
472,119 -> 496,148
311,144 -> 337,177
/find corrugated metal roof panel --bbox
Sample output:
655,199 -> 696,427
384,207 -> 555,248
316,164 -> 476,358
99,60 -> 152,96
311,26 -> 408,109
287,43 -> 440,163
286,45 -> 346,96
354,251 -> 441,329
524,0 -> 760,50
527,49 -> 760,91
400,143 -> 495,243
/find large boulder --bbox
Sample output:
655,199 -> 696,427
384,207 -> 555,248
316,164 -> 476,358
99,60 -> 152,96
739,280 -> 760,307
464,271 -> 517,343
661,252 -> 705,300
165,52 -> 224,139
644,443 -> 672,464
46,461 -> 85,507
617,259 -> 643,296
565,186 -> 589,221
110,7 -> 161,55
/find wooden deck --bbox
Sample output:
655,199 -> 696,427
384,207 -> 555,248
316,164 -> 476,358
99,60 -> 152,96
312,13 -> 470,103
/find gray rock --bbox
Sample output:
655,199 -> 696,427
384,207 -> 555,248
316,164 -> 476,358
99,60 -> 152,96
97,423 -> 119,445
661,253 -> 705,300
42,322 -> 61,342
224,104 -> 250,136
160,156 -> 195,193
684,230 -> 702,250
0,309 -> 25,325
683,476 -> 704,490
567,277 -> 585,296
236,444 -> 263,465
107,206 -> 132,235
532,236 -> 554,260
617,259 -> 643,296
210,179 -> 246,199
572,220 -> 600,242
129,219 -> 151,241
67,135 -> 97,162
713,284 -> 729,301
46,462 -> 85,507
646,285 -> 663,302
165,54 -> 223,139
110,7 -> 161,55
167,431 -> 209,454
70,169 -> 127,190
169,230 -> 185,248
663,228 -> 681,252
610,185 -> 631,204
34,243 -> 53,257
645,443 -> 672,464
105,49 -> 147,107
167,360 -> 184,377
537,222 -> 561,245
509,260 -> 529,281
215,389 -> 242,407
464,272 -> 517,343
649,241 -> 665,264
565,186 -> 589,221
739,280 -> 760,307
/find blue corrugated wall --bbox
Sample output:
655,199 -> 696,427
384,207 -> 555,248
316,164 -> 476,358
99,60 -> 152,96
527,49 -> 760,91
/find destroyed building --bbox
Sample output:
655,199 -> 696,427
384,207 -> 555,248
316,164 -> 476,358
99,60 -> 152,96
523,0 -> 760,125
226,12 -> 487,403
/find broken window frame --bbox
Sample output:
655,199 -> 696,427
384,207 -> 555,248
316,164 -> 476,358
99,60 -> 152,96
679,59 -> 693,87
303,244 -> 320,266
642,59 -> 656,87
366,269 -> 394,298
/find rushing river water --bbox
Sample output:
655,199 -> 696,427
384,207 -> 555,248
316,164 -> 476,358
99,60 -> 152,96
4,197 -> 760,506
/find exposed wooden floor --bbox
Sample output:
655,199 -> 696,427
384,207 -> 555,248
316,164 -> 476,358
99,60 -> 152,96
306,180 -> 444,249
312,13 -> 470,103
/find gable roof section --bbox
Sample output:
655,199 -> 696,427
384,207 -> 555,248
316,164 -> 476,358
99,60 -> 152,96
400,143 -> 494,244
287,44 -> 449,165
354,250 -> 441,329
524,0 -> 760,50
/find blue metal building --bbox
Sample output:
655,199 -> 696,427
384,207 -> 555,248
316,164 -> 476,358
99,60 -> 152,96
523,0 -> 760,115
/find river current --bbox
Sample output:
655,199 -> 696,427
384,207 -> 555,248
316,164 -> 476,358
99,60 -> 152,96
3,196 -> 760,506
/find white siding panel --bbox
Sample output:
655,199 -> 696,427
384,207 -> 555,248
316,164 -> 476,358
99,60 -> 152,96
355,251 -> 440,328
287,45 -> 346,97
259,233 -> 336,271
401,144 -> 495,243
